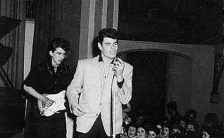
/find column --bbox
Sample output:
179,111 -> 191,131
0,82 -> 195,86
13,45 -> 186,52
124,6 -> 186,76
79,0 -> 119,59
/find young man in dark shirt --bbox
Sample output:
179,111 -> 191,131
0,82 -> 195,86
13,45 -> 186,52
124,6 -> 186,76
23,38 -> 72,138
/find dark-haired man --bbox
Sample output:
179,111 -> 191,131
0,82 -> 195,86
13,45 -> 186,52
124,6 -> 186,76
67,28 -> 133,138
24,38 -> 72,138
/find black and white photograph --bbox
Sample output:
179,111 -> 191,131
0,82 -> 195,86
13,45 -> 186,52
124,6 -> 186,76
0,0 -> 223,138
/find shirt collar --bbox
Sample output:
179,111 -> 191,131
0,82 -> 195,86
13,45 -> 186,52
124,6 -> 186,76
98,54 -> 103,62
98,54 -> 115,64
47,59 -> 63,73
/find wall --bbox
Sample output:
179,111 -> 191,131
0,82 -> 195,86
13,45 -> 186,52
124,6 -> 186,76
166,54 -> 192,116
216,74 -> 224,121
24,20 -> 34,79
191,46 -> 215,124
118,40 -> 216,124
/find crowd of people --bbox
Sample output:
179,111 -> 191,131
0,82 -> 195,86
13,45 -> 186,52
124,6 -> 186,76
120,101 -> 224,138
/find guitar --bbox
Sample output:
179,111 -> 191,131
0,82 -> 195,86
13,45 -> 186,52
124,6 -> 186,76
38,90 -> 66,117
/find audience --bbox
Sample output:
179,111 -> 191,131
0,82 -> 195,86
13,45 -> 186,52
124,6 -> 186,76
120,102 -> 224,138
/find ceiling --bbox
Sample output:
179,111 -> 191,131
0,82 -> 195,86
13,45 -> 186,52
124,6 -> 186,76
118,0 -> 223,46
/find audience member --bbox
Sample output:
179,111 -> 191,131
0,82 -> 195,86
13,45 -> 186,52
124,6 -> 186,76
147,125 -> 160,138
179,116 -> 186,133
166,101 -> 181,126
185,121 -> 200,138
137,125 -> 148,138
161,122 -> 170,138
127,122 -> 137,138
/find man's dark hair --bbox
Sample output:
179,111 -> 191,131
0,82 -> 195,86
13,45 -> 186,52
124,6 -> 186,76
48,37 -> 71,53
127,121 -> 136,129
97,28 -> 118,44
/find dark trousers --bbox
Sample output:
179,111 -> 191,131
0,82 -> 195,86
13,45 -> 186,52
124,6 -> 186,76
75,114 -> 120,138
31,107 -> 66,138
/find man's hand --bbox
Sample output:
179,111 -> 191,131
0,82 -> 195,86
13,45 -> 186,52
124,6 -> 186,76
70,103 -> 86,117
113,58 -> 124,82
37,94 -> 54,115
41,94 -> 54,108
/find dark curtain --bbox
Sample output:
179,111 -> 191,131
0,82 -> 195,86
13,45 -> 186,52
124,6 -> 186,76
31,0 -> 81,71
27,2 -> 58,137
31,0 -> 58,68
0,0 -> 26,88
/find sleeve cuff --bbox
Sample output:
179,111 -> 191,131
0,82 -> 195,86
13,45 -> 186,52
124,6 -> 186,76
117,79 -> 124,88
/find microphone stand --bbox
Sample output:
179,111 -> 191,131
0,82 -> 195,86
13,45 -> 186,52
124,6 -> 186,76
111,72 -> 116,138
113,85 -> 116,138
112,57 -> 120,138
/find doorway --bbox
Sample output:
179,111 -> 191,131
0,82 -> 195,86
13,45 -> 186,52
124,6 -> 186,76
120,51 -> 167,123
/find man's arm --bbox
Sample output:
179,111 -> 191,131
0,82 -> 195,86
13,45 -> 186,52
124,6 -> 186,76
23,85 -> 54,108
117,64 -> 133,104
66,60 -> 85,116
123,102 -> 132,113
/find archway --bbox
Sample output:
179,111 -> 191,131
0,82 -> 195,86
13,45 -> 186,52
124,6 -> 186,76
117,40 -> 214,123
118,48 -> 192,123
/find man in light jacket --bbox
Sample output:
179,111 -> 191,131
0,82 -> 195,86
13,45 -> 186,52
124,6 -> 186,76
66,28 -> 133,138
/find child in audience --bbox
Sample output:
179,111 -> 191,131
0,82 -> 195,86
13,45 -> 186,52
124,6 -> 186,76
136,125 -> 148,138
127,123 -> 137,138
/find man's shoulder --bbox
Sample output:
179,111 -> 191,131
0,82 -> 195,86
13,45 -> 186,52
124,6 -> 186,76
123,61 -> 133,70
78,56 -> 99,64
31,62 -> 47,72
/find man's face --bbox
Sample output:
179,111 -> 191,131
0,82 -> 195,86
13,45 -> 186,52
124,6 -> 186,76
128,126 -> 136,138
163,126 -> 169,136
136,116 -> 144,125
186,124 -> 195,132
202,131 -> 210,138
98,37 -> 118,60
167,107 -> 174,115
50,47 -> 66,67
137,127 -> 147,138
148,131 -> 157,138
180,120 -> 186,129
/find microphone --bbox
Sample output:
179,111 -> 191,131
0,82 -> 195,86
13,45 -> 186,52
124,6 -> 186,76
112,57 -> 118,76
112,56 -> 123,78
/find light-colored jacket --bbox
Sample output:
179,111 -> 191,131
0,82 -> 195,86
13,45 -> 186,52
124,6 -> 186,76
66,56 -> 133,136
